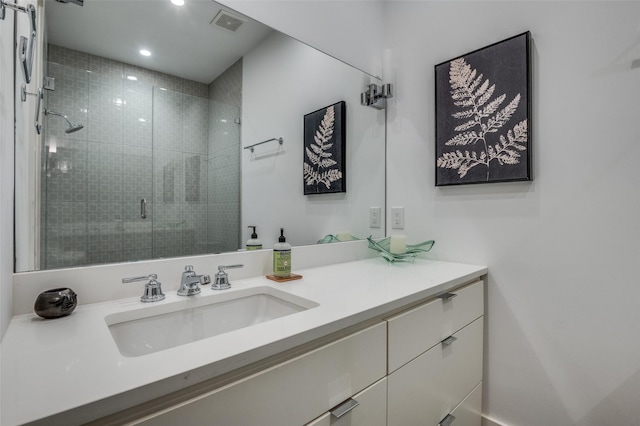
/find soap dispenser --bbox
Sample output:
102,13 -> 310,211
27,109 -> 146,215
273,228 -> 291,278
246,226 -> 263,250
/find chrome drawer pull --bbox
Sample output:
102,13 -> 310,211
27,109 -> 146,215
441,335 -> 457,346
440,413 -> 456,426
438,292 -> 458,301
330,398 -> 360,418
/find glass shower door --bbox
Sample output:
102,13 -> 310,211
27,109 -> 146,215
151,86 -> 210,258
39,45 -> 241,270
40,53 -> 157,269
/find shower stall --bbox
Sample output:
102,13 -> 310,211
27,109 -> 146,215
41,44 -> 242,269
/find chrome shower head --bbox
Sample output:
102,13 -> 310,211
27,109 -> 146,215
65,123 -> 84,134
44,109 -> 84,134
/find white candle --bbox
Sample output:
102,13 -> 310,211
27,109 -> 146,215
337,232 -> 351,242
389,234 -> 407,254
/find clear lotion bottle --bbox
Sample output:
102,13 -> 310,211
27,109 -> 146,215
273,228 -> 291,278
246,226 -> 262,250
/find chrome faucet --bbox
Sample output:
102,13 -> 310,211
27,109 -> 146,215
122,274 -> 165,302
177,265 -> 211,296
212,264 -> 244,290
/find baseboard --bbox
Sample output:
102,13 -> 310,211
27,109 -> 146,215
482,415 -> 507,426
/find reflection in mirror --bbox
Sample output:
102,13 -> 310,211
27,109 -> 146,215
14,0 -> 385,272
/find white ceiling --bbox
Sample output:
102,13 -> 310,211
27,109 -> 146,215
45,0 -> 274,84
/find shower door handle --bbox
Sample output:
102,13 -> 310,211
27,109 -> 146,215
140,199 -> 147,219
34,87 -> 42,135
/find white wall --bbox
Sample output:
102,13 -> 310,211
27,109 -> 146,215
14,0 -> 44,272
0,5 -> 15,339
218,0 -> 385,78
4,2 -> 639,425
2,0 -> 45,335
385,2 -> 640,425
242,32 -> 385,247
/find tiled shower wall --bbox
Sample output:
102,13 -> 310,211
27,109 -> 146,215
208,59 -> 242,253
42,44 -> 240,269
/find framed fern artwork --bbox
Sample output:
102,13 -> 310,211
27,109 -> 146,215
435,32 -> 532,186
303,101 -> 346,194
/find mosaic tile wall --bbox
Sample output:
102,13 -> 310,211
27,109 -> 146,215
208,59 -> 242,253
41,44 -> 238,269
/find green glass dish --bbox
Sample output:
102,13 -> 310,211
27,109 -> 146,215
367,236 -> 435,263
317,234 -> 360,244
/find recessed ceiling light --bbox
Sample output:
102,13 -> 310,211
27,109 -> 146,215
171,0 -> 184,5
127,75 -> 138,81
139,49 -> 151,57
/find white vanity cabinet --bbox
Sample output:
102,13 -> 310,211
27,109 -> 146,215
3,257 -> 488,426
386,280 -> 484,426
448,382 -> 483,426
127,280 -> 484,426
130,322 -> 387,426
91,280 -> 485,426
305,378 -> 388,426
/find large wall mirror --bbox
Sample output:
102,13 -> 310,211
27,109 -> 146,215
14,0 -> 386,272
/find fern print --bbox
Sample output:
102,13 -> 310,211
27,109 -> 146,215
303,102 -> 346,194
435,33 -> 531,185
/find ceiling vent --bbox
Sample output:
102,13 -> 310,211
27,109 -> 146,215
211,10 -> 245,32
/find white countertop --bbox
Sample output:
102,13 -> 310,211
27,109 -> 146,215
1,257 -> 486,425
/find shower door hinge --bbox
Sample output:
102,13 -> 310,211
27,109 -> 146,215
361,83 -> 393,109
21,76 -> 52,102
43,76 -> 55,91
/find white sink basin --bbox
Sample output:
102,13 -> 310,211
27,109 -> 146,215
106,286 -> 319,357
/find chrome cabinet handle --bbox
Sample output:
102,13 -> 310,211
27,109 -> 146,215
438,292 -> 458,301
440,414 -> 456,426
330,398 -> 360,419
140,199 -> 147,219
441,335 -> 458,346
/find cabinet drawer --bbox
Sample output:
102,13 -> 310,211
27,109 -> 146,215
305,378 -> 387,426
445,381 -> 482,426
387,279 -> 483,373
132,322 -> 386,426
387,317 -> 483,426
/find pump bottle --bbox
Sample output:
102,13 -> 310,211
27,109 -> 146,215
273,228 -> 291,278
246,226 -> 262,250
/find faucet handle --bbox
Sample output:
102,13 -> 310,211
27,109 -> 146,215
212,264 -> 244,290
184,265 -> 194,273
122,274 -> 165,303
217,264 -> 243,272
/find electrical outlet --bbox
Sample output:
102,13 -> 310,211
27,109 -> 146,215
369,207 -> 381,228
391,206 -> 404,229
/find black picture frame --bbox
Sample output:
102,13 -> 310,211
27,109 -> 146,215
303,101 -> 346,195
435,32 -> 532,186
